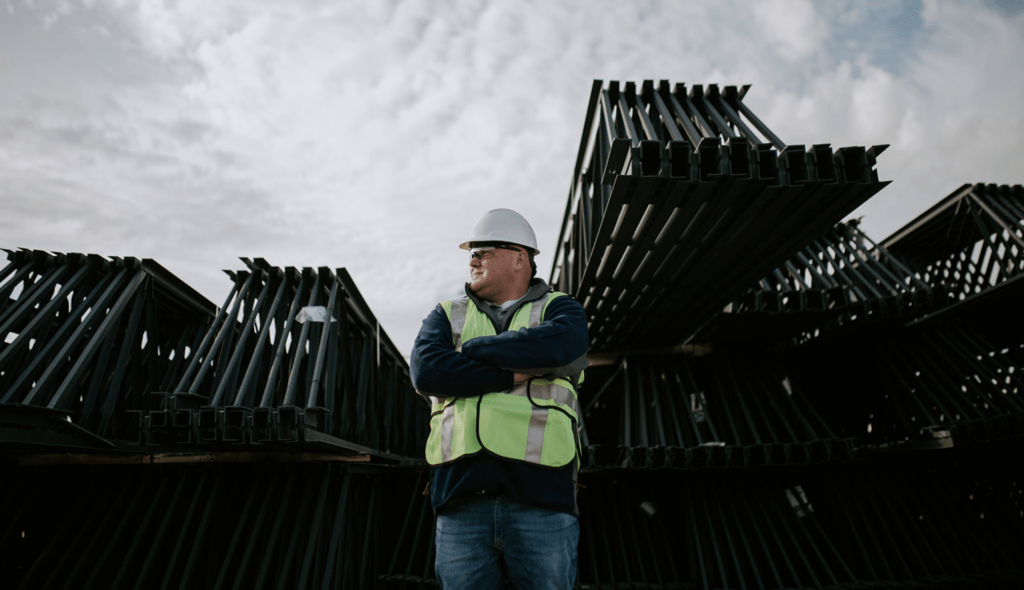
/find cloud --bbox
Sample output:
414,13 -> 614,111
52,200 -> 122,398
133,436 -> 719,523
753,0 -> 828,62
742,0 -> 1023,241
856,1 -> 1024,237
1,0 -> 1021,354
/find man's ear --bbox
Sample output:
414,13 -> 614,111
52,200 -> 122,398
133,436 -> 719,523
515,251 -> 526,270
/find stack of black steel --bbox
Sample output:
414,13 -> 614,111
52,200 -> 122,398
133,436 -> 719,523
551,80 -> 890,353
133,259 -> 428,463
4,462 -> 422,590
2,251 -> 431,589
0,249 -> 217,452
0,253 -> 429,462
5,80 -> 1024,589
796,183 -> 1024,451
692,219 -> 943,344
543,82 -> 1023,589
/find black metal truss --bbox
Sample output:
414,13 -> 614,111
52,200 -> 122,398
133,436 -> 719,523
550,80 -> 890,353
581,353 -> 850,470
882,183 -> 1024,301
0,249 -> 216,449
3,463 -> 423,590
694,220 -> 941,344
905,271 -> 1024,351
793,323 -> 1024,450
811,458 -> 1024,590
373,458 -> 1024,590
378,472 -> 438,589
135,259 -> 429,463
576,458 -> 1024,590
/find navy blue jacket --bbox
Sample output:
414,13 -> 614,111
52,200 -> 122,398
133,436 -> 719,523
410,279 -> 588,516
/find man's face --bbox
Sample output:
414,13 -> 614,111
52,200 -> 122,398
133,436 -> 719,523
468,245 -> 523,302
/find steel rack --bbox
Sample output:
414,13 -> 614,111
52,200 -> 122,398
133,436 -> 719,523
551,80 -> 890,353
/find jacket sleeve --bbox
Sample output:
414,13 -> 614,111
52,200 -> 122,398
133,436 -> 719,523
410,304 -> 515,397
460,295 -> 589,379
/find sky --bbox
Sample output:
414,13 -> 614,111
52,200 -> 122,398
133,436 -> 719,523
2,0 -> 1023,356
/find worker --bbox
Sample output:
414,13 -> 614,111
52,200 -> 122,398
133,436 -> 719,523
411,208 -> 589,589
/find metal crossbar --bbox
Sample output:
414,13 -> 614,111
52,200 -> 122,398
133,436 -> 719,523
581,353 -> 850,470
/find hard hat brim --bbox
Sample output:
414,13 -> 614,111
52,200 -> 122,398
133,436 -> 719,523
460,240 -> 539,255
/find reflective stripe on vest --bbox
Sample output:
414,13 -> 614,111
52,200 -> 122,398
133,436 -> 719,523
440,401 -> 456,463
526,404 -> 547,463
450,299 -> 468,352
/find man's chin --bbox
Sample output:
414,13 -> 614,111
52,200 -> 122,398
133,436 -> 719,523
468,281 -> 494,299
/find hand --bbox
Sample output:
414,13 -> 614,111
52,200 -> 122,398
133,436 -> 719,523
512,372 -> 533,384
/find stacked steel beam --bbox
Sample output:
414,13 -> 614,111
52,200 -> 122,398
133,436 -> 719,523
551,80 -> 890,353
882,183 -> 1024,301
811,458 -> 1024,589
1,250 -> 432,588
135,259 -> 429,462
4,462 -> 425,590
580,353 -> 851,470
0,249 -> 216,452
694,220 -> 941,343
378,473 -> 437,589
376,457 -> 1024,589
788,186 -> 1024,452
795,323 -> 1024,450
548,82 -> 1022,590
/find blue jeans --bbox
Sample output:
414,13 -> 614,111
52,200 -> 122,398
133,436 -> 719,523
434,494 -> 579,590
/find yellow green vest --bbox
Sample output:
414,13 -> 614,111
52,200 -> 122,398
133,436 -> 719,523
425,292 -> 582,468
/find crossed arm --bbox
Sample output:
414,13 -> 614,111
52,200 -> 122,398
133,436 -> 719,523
410,296 -> 589,398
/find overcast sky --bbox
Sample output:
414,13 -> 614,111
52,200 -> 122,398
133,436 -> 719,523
2,0 -> 1022,355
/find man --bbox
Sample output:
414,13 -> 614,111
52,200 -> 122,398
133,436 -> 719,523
411,208 -> 589,590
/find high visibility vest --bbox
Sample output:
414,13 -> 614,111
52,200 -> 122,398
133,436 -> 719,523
425,292 -> 582,468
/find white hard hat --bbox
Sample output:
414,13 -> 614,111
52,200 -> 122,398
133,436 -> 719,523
459,208 -> 540,255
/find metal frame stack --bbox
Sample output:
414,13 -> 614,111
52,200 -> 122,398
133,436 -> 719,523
795,323 -> 1023,450
551,80 -> 890,353
567,459 -> 1023,589
882,183 -> 1024,301
0,249 -> 216,453
568,187 -> 1024,590
694,220 -> 942,343
544,80 -> 1024,590
3,251 -> 431,589
4,462 -> 425,590
580,353 -> 851,470
134,259 -> 429,463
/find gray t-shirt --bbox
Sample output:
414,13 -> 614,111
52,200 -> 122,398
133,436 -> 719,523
489,296 -> 524,325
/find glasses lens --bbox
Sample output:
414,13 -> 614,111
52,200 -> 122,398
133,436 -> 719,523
470,246 -> 496,260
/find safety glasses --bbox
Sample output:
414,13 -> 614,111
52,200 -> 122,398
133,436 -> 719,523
469,244 -> 523,260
